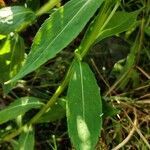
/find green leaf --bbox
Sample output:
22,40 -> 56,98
37,98 -> 66,123
0,6 -> 36,34
0,34 -> 25,93
15,126 -> 35,150
0,97 -> 44,124
96,11 -> 139,43
67,61 -> 102,150
9,0 -> 104,83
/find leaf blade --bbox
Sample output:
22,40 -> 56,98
96,11 -> 139,43
0,97 -> 44,124
67,61 -> 102,150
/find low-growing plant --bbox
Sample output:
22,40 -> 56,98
0,0 -> 149,149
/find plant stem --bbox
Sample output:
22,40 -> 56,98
36,0 -> 61,17
29,61 -> 74,124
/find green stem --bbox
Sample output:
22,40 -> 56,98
36,0 -> 61,17
29,61 -> 74,124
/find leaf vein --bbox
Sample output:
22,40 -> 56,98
79,62 -> 85,119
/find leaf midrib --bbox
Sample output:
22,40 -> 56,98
79,62 -> 85,119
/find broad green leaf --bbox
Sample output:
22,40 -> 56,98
9,0 -> 104,83
96,11 -> 139,43
0,6 -> 36,34
0,97 -> 44,124
37,98 -> 66,123
67,61 -> 102,150
0,34 -> 25,93
15,126 -> 35,150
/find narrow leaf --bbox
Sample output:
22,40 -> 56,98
16,126 -> 35,150
96,11 -> 139,43
0,6 -> 36,34
9,0 -> 104,82
0,34 -> 25,93
67,61 -> 102,150
0,97 -> 44,124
